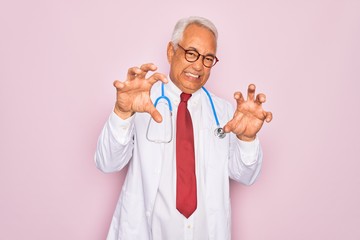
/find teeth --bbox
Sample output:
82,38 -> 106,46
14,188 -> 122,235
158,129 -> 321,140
186,72 -> 200,78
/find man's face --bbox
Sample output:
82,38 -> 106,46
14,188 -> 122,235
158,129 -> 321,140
167,24 -> 217,94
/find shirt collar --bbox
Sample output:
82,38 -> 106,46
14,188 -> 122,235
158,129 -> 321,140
166,77 -> 202,107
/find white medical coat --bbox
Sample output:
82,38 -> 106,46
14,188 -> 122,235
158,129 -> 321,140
95,81 -> 263,240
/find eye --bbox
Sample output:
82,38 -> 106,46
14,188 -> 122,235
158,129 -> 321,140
186,51 -> 198,57
205,56 -> 215,62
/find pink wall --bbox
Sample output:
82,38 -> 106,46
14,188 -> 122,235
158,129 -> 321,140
1,0 -> 359,239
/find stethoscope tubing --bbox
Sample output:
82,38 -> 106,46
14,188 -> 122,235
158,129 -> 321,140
154,83 -> 225,139
154,83 -> 173,111
201,86 -> 220,128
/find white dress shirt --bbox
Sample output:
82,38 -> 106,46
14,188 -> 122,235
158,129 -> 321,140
151,80 -> 208,240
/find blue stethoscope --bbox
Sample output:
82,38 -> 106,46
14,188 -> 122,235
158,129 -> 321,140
152,83 -> 226,139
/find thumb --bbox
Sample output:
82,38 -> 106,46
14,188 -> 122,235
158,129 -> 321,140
148,105 -> 163,123
223,120 -> 233,133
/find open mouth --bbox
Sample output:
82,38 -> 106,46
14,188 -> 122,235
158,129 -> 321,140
185,72 -> 200,79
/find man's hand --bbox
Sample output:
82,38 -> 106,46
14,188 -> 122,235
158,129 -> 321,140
113,63 -> 168,122
223,84 -> 273,141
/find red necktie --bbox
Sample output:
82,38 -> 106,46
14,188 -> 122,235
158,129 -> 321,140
176,92 -> 197,218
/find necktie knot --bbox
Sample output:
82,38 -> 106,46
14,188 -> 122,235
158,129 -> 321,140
180,92 -> 192,103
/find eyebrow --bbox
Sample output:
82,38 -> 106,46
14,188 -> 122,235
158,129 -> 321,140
186,46 -> 216,57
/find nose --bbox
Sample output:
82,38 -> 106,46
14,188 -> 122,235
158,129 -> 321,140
191,57 -> 204,71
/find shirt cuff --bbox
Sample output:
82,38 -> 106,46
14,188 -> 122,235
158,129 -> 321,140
237,137 -> 261,166
108,111 -> 135,144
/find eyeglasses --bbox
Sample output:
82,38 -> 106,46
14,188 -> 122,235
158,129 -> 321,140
177,44 -> 219,68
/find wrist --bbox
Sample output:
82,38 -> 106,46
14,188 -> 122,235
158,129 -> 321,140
114,105 -> 134,120
237,135 -> 256,142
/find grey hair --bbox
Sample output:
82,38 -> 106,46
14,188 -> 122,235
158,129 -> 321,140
170,16 -> 218,47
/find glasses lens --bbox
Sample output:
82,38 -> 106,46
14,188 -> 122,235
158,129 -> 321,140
185,50 -> 199,62
203,56 -> 215,67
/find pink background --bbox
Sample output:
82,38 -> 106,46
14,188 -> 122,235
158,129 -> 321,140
1,0 -> 360,239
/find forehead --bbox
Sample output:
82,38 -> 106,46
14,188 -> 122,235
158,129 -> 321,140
181,24 -> 217,53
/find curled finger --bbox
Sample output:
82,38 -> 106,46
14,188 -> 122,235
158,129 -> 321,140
140,63 -> 157,72
247,84 -> 256,101
113,80 -> 125,90
127,67 -> 142,80
234,91 -> 245,105
137,63 -> 157,78
148,105 -> 163,123
255,93 -> 266,104
265,111 -> 273,123
148,72 -> 168,85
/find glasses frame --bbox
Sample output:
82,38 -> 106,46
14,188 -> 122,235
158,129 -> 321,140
177,44 -> 219,68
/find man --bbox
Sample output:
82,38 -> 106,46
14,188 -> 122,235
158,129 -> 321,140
95,16 -> 272,240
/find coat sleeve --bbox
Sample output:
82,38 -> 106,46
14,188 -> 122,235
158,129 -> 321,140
94,111 -> 135,173
228,134 -> 263,185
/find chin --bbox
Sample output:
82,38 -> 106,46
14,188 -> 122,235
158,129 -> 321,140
183,84 -> 203,93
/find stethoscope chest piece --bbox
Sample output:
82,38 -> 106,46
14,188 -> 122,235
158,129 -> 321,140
214,127 -> 226,139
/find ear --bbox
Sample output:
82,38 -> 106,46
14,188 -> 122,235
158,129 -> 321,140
167,42 -> 175,64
